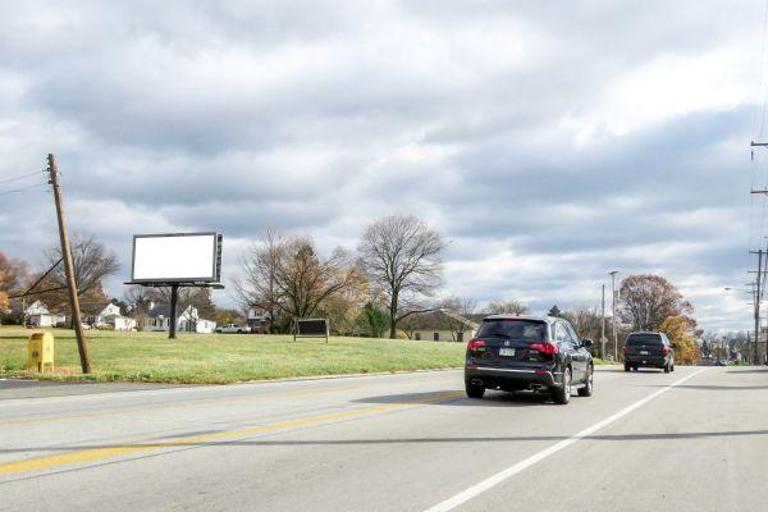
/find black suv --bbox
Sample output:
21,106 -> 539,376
464,315 -> 594,405
622,332 -> 675,373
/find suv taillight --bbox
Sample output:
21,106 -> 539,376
622,346 -> 628,354
530,342 -> 558,355
467,339 -> 486,351
663,345 -> 670,356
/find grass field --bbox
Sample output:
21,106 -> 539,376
0,326 -> 466,384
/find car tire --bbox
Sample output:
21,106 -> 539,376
553,367 -> 572,405
465,382 -> 485,399
664,364 -> 670,373
624,363 -> 630,372
577,365 -> 594,397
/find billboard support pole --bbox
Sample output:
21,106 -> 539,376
169,284 -> 179,340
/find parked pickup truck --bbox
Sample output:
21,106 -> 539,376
215,324 -> 250,334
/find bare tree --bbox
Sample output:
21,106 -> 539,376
562,306 -> 602,343
237,229 -> 361,333
359,215 -> 445,338
35,233 -> 119,322
484,299 -> 529,316
235,228 -> 285,332
440,296 -> 478,341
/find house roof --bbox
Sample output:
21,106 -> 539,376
408,310 -> 479,331
147,303 -> 172,317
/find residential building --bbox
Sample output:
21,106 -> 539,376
87,303 -> 137,331
407,310 -> 479,342
141,302 -> 216,334
24,300 -> 66,328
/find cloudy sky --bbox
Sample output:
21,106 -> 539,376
0,0 -> 765,330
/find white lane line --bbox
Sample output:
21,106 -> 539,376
424,368 -> 708,512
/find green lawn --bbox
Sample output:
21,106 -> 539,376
0,326 -> 465,384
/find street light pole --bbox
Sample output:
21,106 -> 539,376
600,284 -> 606,359
611,273 -> 617,360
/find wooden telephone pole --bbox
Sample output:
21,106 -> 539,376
47,154 -> 91,373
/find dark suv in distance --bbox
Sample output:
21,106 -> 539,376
464,315 -> 594,405
622,332 -> 675,373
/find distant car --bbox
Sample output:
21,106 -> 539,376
622,332 -> 675,373
715,359 -> 728,366
215,324 -> 249,334
464,315 -> 594,405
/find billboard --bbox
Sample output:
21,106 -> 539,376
131,233 -> 222,283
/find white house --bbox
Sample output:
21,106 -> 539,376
89,303 -> 137,331
247,308 -> 270,333
24,300 -> 66,328
142,303 -> 216,334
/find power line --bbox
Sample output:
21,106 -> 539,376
0,170 -> 43,185
0,182 -> 48,196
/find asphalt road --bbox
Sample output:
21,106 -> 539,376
1,366 -> 766,511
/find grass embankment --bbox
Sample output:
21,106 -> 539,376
0,327 -> 465,384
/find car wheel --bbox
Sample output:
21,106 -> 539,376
624,363 -> 630,372
671,364 -> 675,372
553,367 -> 572,405
465,382 -> 485,399
664,363 -> 670,373
577,365 -> 594,397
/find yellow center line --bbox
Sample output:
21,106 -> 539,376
0,390 -> 464,478
0,384 -> 366,428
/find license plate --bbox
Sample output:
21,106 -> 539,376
499,348 -> 516,357
640,350 -> 649,355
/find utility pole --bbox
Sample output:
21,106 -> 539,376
47,153 -> 91,373
749,249 -> 764,365
609,271 -> 619,361
600,284 -> 607,359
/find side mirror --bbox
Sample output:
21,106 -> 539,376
581,338 -> 593,348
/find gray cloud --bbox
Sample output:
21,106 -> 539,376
0,0 -> 761,330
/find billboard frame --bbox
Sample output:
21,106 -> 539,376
125,232 -> 224,340
294,318 -> 330,343
130,232 -> 221,285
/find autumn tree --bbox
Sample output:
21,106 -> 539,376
215,308 -> 245,325
660,315 -> 700,364
619,274 -> 692,331
0,252 -> 30,299
483,299 -> 529,316
359,215 -> 445,338
0,265 -> 8,312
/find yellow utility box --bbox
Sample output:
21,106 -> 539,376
28,332 -> 54,373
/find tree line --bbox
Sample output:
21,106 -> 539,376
0,217 -> 705,362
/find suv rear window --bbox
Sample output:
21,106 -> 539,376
476,320 -> 546,342
626,333 -> 663,346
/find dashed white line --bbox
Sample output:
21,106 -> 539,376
423,368 -> 708,512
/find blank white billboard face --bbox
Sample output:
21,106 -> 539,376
132,234 -> 217,282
